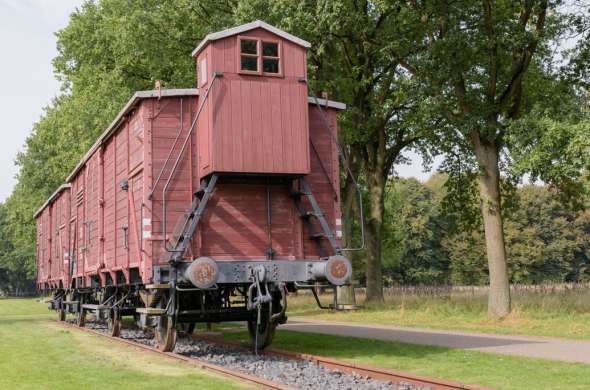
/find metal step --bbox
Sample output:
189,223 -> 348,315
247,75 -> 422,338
81,304 -> 109,310
195,188 -> 205,199
290,178 -> 342,257
136,307 -> 167,316
145,283 -> 170,290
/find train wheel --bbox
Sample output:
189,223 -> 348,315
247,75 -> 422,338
247,308 -> 276,350
156,315 -> 177,352
107,310 -> 122,337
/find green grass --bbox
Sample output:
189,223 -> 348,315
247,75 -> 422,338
0,298 -> 249,390
224,329 -> 590,390
287,288 -> 590,339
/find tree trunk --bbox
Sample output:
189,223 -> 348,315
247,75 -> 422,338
365,168 -> 385,302
474,143 -> 511,318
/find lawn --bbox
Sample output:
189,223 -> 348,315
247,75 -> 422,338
224,329 -> 590,390
6,296 -> 590,390
287,287 -> 590,339
0,298 -> 249,390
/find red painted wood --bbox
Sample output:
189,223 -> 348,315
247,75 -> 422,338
196,28 -> 310,177
36,92 -> 343,287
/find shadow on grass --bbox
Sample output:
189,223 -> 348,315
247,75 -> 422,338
225,328 -> 453,361
0,316 -> 52,324
280,321 -> 545,349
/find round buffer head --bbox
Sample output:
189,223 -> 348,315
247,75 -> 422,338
325,255 -> 352,286
185,257 -> 219,289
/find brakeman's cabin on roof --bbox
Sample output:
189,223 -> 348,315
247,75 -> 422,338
192,20 -> 312,177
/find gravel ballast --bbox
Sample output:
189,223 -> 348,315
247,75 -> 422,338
81,320 -> 429,390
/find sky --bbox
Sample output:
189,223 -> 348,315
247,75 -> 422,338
0,1 -> 435,203
0,0 -> 84,202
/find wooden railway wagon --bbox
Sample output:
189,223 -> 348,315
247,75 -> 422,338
36,21 -> 353,351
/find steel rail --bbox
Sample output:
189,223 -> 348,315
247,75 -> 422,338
263,348 -> 494,390
58,320 -> 492,390
194,335 -> 495,390
59,321 -> 294,390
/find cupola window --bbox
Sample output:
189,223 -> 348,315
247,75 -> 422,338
238,36 -> 281,76
262,42 -> 280,73
240,38 -> 259,72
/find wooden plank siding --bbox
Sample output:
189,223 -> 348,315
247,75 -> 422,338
36,89 -> 343,288
196,28 -> 310,177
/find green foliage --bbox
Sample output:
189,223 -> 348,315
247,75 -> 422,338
382,176 -> 450,285
384,177 -> 590,286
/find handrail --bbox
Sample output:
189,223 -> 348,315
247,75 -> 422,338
148,98 -> 184,200
308,87 -> 365,252
162,73 -> 220,252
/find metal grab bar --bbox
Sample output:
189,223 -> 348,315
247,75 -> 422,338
162,73 -> 220,252
308,88 -> 365,252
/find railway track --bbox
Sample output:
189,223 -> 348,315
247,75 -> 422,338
60,320 -> 493,390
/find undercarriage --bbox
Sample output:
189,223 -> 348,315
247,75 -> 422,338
48,254 -> 351,352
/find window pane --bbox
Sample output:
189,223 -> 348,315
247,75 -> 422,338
263,58 -> 279,73
262,42 -> 278,57
240,39 -> 257,55
241,56 -> 258,71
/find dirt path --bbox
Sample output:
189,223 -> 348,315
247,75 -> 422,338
280,318 -> 590,365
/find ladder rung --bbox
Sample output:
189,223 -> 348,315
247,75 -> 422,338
311,233 -> 325,240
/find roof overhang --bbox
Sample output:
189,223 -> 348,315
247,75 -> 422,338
65,88 -> 199,183
33,184 -> 72,219
308,97 -> 346,110
192,20 -> 311,58
37,88 -> 345,217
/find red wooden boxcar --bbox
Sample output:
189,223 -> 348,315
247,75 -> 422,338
36,21 -> 352,351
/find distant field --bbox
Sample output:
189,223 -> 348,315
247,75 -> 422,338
0,298 -> 248,390
287,286 -> 590,339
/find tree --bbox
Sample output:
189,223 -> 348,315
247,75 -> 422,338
234,0 -> 434,301
397,0 -> 580,317
382,176 -> 450,285
443,184 -> 590,285
0,202 -> 36,295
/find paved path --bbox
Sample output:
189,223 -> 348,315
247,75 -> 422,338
279,318 -> 590,364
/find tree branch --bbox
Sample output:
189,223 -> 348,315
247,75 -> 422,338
498,0 -> 547,114
483,0 -> 498,106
